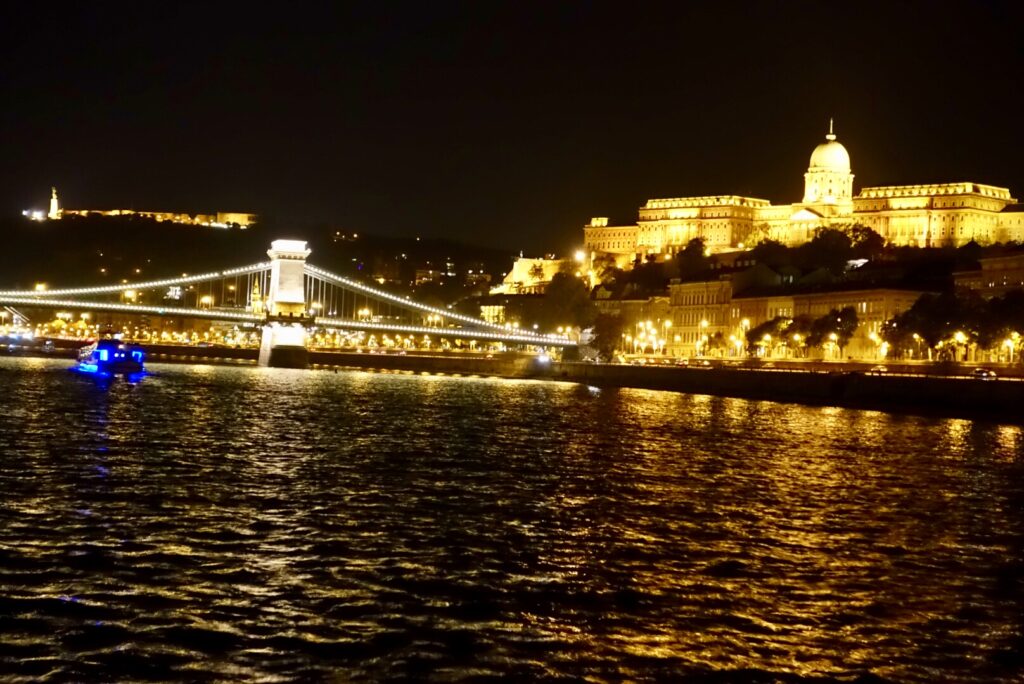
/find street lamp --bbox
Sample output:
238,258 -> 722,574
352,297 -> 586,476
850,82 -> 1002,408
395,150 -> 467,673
1004,336 -> 1016,364
911,332 -> 924,359
868,331 -> 881,359
953,330 -> 968,362
791,333 -> 802,359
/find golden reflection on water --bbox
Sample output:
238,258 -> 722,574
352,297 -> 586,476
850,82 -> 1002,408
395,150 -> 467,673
944,418 -> 975,455
506,385 -> 1024,680
1,358 -> 1023,682
996,424 -> 1021,454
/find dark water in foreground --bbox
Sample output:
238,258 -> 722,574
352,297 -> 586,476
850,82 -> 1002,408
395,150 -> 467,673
1,357 -> 1023,682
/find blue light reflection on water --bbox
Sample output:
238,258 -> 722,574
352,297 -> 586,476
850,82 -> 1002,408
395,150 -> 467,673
0,356 -> 1023,682
71,363 -> 147,384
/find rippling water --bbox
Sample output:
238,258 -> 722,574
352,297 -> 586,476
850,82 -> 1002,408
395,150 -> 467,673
1,356 -> 1023,682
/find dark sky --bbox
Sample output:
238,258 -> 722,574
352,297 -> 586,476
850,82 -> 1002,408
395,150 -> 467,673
2,1 -> 1022,254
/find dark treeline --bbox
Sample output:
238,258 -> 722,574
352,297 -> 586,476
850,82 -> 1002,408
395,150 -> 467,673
744,306 -> 860,356
592,227 -> 1020,300
883,288 -> 1024,359
0,215 -> 278,288
0,215 -> 516,291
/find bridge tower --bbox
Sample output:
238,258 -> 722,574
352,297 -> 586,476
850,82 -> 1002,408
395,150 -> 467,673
259,239 -> 313,368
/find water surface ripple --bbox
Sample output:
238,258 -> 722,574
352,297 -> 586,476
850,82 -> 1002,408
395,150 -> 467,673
1,357 -> 1023,682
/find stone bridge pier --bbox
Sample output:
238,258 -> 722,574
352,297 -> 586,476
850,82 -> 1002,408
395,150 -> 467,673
258,239 -> 312,368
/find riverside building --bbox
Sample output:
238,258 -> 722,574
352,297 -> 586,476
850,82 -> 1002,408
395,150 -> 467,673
664,272 -> 928,360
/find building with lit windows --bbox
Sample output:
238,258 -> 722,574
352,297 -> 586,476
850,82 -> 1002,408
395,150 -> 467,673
788,287 -> 926,359
664,275 -> 928,360
666,264 -> 786,358
584,122 -> 1020,259
594,296 -> 670,355
954,251 -> 1024,298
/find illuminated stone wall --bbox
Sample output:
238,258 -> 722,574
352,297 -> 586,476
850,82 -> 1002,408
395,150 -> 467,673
59,208 -> 257,228
489,257 -> 573,295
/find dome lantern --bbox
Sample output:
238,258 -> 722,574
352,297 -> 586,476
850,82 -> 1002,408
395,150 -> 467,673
808,119 -> 851,172
803,119 -> 854,205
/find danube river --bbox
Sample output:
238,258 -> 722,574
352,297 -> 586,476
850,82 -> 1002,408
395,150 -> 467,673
1,357 -> 1022,682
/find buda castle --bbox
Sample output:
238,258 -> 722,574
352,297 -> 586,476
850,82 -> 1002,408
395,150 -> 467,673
584,122 -> 1023,261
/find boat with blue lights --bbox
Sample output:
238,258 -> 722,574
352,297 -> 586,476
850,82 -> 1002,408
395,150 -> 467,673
75,339 -> 145,376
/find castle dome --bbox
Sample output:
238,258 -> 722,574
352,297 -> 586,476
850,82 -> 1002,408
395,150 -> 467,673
808,121 -> 850,171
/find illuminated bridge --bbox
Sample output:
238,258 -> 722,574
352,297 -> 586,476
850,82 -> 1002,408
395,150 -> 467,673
0,239 -> 573,367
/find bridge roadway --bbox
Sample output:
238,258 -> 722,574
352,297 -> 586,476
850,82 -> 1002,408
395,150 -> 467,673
0,295 -> 574,348
0,304 -> 573,350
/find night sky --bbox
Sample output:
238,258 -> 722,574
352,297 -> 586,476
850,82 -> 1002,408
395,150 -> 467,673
1,1 -> 1022,254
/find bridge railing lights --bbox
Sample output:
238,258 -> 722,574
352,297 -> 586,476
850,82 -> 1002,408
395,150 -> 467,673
0,262 -> 271,299
305,264 -> 537,336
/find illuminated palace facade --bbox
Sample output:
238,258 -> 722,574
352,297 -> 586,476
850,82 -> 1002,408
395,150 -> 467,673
584,123 -> 1021,259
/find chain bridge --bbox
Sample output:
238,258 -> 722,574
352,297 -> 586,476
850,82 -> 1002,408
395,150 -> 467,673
0,239 -> 574,367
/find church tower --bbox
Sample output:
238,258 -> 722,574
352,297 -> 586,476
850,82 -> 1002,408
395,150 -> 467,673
802,120 -> 854,213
